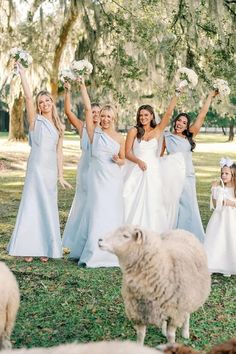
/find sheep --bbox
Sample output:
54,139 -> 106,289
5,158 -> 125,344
0,340 -> 161,354
0,262 -> 20,350
98,225 -> 211,345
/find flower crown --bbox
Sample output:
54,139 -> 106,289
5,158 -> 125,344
219,157 -> 234,168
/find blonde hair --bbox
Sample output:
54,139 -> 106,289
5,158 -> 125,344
100,104 -> 118,125
36,91 -> 63,136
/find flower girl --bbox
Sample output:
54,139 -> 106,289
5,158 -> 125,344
204,158 -> 236,276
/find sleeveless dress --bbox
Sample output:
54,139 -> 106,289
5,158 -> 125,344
204,186 -> 236,275
77,127 -> 123,268
8,115 -> 62,258
164,132 -> 205,242
123,138 -> 185,233
62,127 -> 91,258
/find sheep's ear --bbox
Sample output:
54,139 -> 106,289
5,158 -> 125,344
134,228 -> 145,244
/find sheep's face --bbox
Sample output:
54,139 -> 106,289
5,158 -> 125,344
98,225 -> 146,257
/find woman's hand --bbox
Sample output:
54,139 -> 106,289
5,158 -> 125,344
64,81 -> 71,91
14,61 -> 25,75
76,76 -> 85,86
137,159 -> 147,171
212,89 -> 219,98
112,154 -> 119,164
112,154 -> 124,166
58,176 -> 73,189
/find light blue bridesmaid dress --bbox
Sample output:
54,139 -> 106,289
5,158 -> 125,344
8,115 -> 62,258
164,131 -> 205,242
77,127 -> 123,268
62,126 -> 91,258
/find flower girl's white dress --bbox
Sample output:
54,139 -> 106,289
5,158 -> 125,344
204,186 -> 236,276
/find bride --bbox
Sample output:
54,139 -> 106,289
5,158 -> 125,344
123,93 -> 185,233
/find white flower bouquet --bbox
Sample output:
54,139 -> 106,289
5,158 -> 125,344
10,47 -> 33,68
59,68 -> 77,84
175,67 -> 198,92
213,79 -> 230,97
70,59 -> 93,79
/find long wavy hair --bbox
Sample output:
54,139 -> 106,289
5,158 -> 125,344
36,91 -> 63,136
172,113 -> 196,151
136,104 -> 157,141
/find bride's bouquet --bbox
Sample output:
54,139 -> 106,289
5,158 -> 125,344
59,68 -> 77,84
70,59 -> 93,79
213,79 -> 230,97
175,67 -> 198,92
10,47 -> 33,68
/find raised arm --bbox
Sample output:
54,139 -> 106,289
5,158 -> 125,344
157,94 -> 178,133
80,80 -> 93,143
190,91 -> 218,136
64,82 -> 83,136
16,62 -> 36,130
125,128 -> 147,171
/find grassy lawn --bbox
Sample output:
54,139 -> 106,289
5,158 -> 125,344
0,133 -> 235,351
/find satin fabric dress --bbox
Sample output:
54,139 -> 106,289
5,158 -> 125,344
164,132 -> 205,242
77,127 -> 123,268
8,115 -> 62,258
204,186 -> 236,275
62,127 -> 91,258
123,137 -> 185,233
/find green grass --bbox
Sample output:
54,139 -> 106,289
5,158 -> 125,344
0,134 -> 235,351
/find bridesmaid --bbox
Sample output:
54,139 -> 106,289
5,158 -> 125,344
76,80 -> 125,268
8,62 -> 71,263
62,82 -> 100,258
162,90 -> 218,242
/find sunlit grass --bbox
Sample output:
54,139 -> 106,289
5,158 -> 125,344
0,133 -> 235,350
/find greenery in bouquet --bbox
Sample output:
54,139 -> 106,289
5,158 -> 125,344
10,47 -> 33,68
70,59 -> 93,79
175,67 -> 198,92
213,79 -> 231,97
59,68 -> 77,84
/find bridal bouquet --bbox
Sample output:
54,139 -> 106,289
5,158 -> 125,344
213,79 -> 230,97
10,47 -> 33,68
70,59 -> 93,79
175,67 -> 198,92
59,68 -> 77,84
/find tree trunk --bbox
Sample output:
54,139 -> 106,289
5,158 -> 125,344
50,1 -> 79,100
221,126 -> 226,135
228,122 -> 235,141
8,91 -> 26,141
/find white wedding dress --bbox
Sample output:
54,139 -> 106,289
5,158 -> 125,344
123,138 -> 185,233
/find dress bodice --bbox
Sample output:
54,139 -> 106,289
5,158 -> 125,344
29,115 -> 59,151
212,186 -> 236,202
164,132 -> 194,176
133,138 -> 159,162
92,128 -> 120,162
